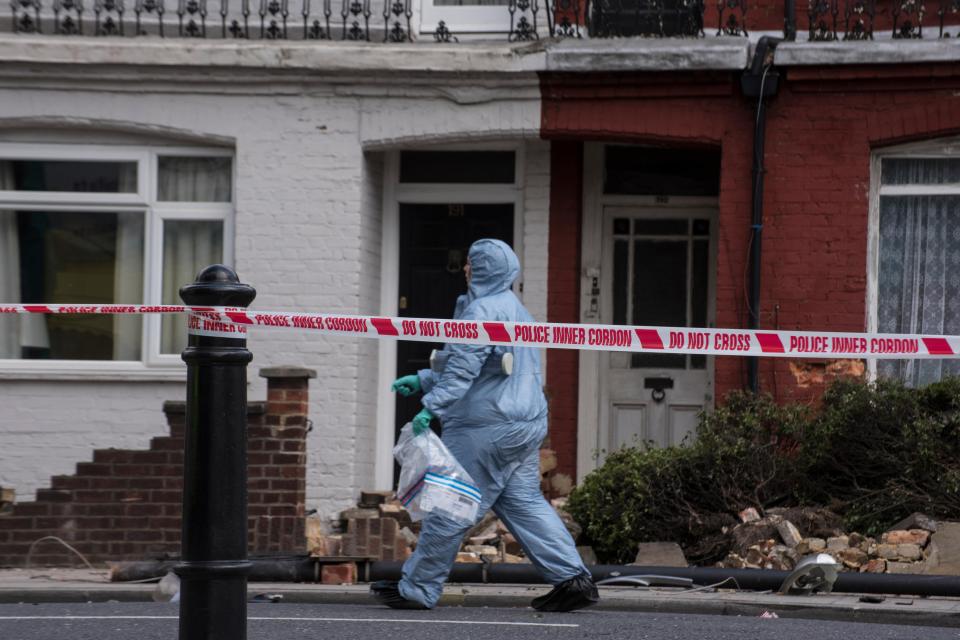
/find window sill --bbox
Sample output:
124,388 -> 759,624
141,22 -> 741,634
0,363 -> 188,382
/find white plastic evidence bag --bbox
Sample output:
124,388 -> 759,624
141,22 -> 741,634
393,422 -> 481,527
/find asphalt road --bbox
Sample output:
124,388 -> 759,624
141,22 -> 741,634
2,602 -> 960,640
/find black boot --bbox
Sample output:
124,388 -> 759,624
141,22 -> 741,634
370,580 -> 429,610
531,573 -> 600,612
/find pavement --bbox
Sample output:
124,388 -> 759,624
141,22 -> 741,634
2,568 -> 960,629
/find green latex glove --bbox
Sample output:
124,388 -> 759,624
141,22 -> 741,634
391,374 -> 421,397
412,408 -> 433,436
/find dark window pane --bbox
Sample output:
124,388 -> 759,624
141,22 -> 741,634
691,239 -> 709,328
604,146 -> 720,196
399,151 -> 515,184
613,218 -> 630,235
634,219 -> 687,235
691,354 -> 706,369
613,239 -> 628,325
693,219 -> 710,235
632,240 -> 687,327
632,353 -> 686,369
3,211 -> 144,360
881,158 -> 960,185
630,239 -> 687,369
1,160 -> 137,193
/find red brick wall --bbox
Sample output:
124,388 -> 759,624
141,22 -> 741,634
0,368 -> 313,567
541,62 -> 960,468
546,140 -> 583,480
754,63 -> 960,402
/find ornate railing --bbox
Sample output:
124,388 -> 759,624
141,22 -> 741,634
807,0 -> 960,39
10,0 -> 422,39
7,0 -> 745,39
8,0 -> 960,40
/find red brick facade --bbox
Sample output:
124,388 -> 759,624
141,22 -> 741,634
546,140 -> 584,480
540,62 -> 960,479
0,368 -> 313,567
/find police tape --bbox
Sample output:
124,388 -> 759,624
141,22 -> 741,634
0,303 -> 956,359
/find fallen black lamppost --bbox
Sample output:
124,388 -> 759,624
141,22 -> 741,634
176,265 -> 256,640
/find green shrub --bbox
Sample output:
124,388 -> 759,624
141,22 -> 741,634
799,377 -> 960,534
566,392 -> 808,564
566,377 -> 960,564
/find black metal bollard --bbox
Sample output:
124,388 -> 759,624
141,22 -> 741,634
176,265 -> 256,640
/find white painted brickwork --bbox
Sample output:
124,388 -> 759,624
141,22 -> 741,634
522,140 -> 551,373
0,40 -> 546,527
522,140 -> 551,325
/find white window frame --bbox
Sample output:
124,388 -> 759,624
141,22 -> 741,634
866,136 -> 960,381
0,143 -> 234,380
418,0 -> 516,37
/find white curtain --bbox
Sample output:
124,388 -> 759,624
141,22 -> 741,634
877,173 -> 960,386
112,166 -> 143,360
158,158 -> 227,354
158,157 -> 231,202
112,213 -> 144,360
161,221 -> 222,354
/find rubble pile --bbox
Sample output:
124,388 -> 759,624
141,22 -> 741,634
0,487 -> 13,516
308,448 -> 589,565
718,509 -> 939,574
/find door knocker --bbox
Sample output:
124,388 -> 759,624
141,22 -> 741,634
446,249 -> 463,274
644,377 -> 674,404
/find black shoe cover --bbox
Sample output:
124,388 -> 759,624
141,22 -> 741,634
370,580 -> 429,610
531,573 -> 600,612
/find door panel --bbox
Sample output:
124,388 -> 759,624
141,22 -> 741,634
668,406 -> 701,446
612,403 -> 647,450
396,203 -> 514,441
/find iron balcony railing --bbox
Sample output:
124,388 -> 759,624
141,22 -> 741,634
7,0 -> 960,41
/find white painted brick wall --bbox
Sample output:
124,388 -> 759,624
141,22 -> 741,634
522,139 -> 551,323
0,57 -> 545,526
522,139 -> 552,375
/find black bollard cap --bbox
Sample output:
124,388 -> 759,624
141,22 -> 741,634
179,264 -> 257,308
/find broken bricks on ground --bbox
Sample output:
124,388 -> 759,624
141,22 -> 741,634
715,508 -> 958,575
306,448 -> 591,582
306,445 -> 960,585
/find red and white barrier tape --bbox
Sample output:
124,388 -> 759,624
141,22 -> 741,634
1,303 -> 957,359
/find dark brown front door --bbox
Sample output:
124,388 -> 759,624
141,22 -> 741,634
395,202 -> 514,444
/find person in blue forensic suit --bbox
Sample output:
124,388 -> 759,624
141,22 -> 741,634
371,238 -> 599,612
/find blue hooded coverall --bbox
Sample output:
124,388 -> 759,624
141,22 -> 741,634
397,238 -> 588,608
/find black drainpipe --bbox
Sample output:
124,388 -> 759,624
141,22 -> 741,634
740,37 -> 782,394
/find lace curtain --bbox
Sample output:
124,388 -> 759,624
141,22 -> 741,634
877,159 -> 960,386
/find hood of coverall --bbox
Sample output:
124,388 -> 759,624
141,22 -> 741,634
466,239 -> 520,302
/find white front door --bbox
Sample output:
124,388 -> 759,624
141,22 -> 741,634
597,207 -> 716,453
